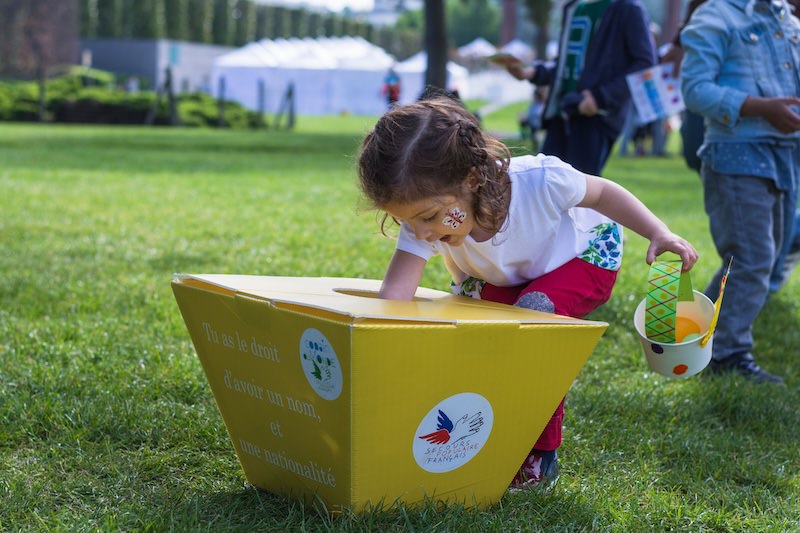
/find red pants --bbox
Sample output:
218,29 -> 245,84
480,258 -> 618,450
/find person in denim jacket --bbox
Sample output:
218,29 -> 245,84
681,0 -> 800,383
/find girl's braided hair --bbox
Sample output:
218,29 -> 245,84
357,96 -> 511,235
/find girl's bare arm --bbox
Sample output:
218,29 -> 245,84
379,249 -> 428,300
579,174 -> 699,270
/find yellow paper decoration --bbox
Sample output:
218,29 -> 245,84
700,258 -> 733,348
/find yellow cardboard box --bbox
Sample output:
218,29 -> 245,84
172,274 -> 607,511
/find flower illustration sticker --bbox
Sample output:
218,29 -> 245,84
299,328 -> 342,400
442,207 -> 466,229
412,392 -> 494,473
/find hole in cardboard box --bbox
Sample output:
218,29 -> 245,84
334,289 -> 432,302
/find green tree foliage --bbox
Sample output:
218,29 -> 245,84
448,0 -> 500,47
392,30 -> 421,60
341,17 -> 355,37
522,0 -> 553,59
323,14 -> 342,37
362,22 -> 374,41
271,6 -> 291,39
375,26 -> 395,57
307,12 -> 322,38
395,8 -> 424,31
255,5 -> 272,39
152,0 -> 167,39
212,0 -> 234,45
130,0 -> 165,39
80,0 -> 99,37
75,0 -> 424,62
234,0 -> 255,45
375,25 -> 420,61
289,8 -> 308,38
96,0 -> 123,37
165,0 -> 189,41
188,0 -> 213,42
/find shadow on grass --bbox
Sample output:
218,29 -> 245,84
153,486 -> 318,531
161,482 -> 611,531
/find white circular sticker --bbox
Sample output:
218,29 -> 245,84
299,328 -> 342,400
412,392 -> 494,473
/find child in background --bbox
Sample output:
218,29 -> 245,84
527,87 -> 547,153
382,67 -> 401,109
357,96 -> 698,489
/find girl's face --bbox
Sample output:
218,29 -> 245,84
383,193 -> 478,247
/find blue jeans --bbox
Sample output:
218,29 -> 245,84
701,170 -> 790,361
542,115 -> 614,175
680,110 -> 704,174
651,117 -> 668,156
618,109 -> 638,157
769,208 -> 800,292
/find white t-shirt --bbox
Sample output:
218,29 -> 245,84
396,154 -> 623,287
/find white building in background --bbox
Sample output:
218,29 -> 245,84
79,38 -> 234,93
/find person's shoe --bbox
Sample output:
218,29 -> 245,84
706,354 -> 785,384
509,449 -> 559,491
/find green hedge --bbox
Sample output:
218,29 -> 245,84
0,68 -> 264,128
0,82 -> 41,121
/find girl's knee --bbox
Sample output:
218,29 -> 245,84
514,291 -> 555,313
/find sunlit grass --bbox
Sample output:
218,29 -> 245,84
1,115 -> 798,531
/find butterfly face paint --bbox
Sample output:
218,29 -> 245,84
442,207 -> 467,229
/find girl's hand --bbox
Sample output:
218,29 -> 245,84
646,231 -> 699,271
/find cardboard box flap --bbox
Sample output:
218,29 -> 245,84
174,274 -> 606,326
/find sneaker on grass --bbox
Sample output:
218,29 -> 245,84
705,354 -> 784,385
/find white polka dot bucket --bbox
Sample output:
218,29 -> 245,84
633,290 -> 715,378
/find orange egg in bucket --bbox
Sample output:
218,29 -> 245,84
634,291 -> 715,378
675,315 -> 701,342
634,258 -> 730,379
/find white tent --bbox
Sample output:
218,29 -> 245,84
395,52 -> 471,104
212,38 -> 473,115
211,36 -> 397,116
501,38 -> 535,63
457,37 -> 497,59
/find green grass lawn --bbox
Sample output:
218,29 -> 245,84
1,116 -> 799,531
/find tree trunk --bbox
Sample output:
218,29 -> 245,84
37,65 -> 46,122
501,0 -> 516,46
534,26 -> 549,60
661,0 -> 682,46
522,0 -> 554,61
424,0 -> 447,92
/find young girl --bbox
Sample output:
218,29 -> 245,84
357,97 -> 698,489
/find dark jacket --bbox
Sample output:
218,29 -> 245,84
531,0 -> 656,138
